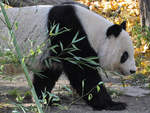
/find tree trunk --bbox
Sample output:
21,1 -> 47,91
1,0 -> 73,7
139,0 -> 150,28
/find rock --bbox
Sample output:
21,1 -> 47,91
2,64 -> 23,75
119,86 -> 150,97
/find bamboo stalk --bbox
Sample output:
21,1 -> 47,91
0,3 -> 44,113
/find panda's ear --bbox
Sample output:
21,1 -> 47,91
106,24 -> 122,38
120,21 -> 126,30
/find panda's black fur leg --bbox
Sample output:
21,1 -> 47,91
33,62 -> 63,102
47,5 -> 127,110
63,61 -> 126,110
88,85 -> 127,110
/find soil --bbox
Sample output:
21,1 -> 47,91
0,74 -> 150,113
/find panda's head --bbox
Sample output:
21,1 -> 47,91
98,21 -> 136,75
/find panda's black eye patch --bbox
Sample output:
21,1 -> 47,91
120,51 -> 128,64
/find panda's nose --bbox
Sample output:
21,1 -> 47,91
130,70 -> 136,74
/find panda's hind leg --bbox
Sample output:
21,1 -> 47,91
62,61 -> 126,110
33,62 -> 63,104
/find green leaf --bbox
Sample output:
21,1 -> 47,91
82,63 -> 94,69
82,79 -> 85,96
15,21 -> 18,30
48,45 -> 59,54
72,44 -> 79,50
55,24 -> 60,34
80,57 -> 99,66
73,36 -> 85,44
74,57 -> 81,61
88,94 -> 93,101
63,85 -> 72,94
96,85 -> 100,93
82,79 -> 85,89
30,49 -> 35,55
36,48 -> 42,54
72,32 -> 79,43
58,27 -> 70,34
51,58 -> 61,62
34,72 -> 47,78
60,42 -> 63,51
50,24 -> 57,34
0,65 -> 4,71
12,110 -> 20,113
68,60 -> 78,65
22,58 -> 25,63
48,45 -> 59,50
67,52 -> 75,57
98,81 -> 104,86
86,56 -> 99,60
44,59 -> 50,68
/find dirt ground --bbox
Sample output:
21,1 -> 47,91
0,74 -> 150,113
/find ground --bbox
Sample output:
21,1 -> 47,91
0,74 -> 150,113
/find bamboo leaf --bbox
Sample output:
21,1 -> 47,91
98,81 -> 104,86
15,21 -> 18,30
88,94 -> 93,101
68,60 -> 78,65
49,24 -> 56,34
48,45 -> 58,50
44,59 -> 50,68
82,79 -> 85,96
82,79 -> 85,89
72,32 -> 79,43
51,58 -> 61,62
72,44 -> 79,50
74,56 -> 81,61
96,85 -> 100,93
59,42 -> 63,51
73,36 -> 85,44
55,24 -> 60,34
86,56 -> 99,60
67,52 -> 75,57
63,85 -> 72,94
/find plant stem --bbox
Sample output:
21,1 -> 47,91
0,3 -> 44,113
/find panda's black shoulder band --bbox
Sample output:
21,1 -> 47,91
106,24 -> 122,38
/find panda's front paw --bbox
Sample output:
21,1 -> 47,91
105,101 -> 127,110
93,101 -> 127,111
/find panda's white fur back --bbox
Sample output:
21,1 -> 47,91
74,5 -> 113,52
0,4 -> 136,75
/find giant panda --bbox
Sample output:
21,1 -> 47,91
0,3 -> 136,110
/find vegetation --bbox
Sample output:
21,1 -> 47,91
1,0 -> 150,113
0,2 -> 101,112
